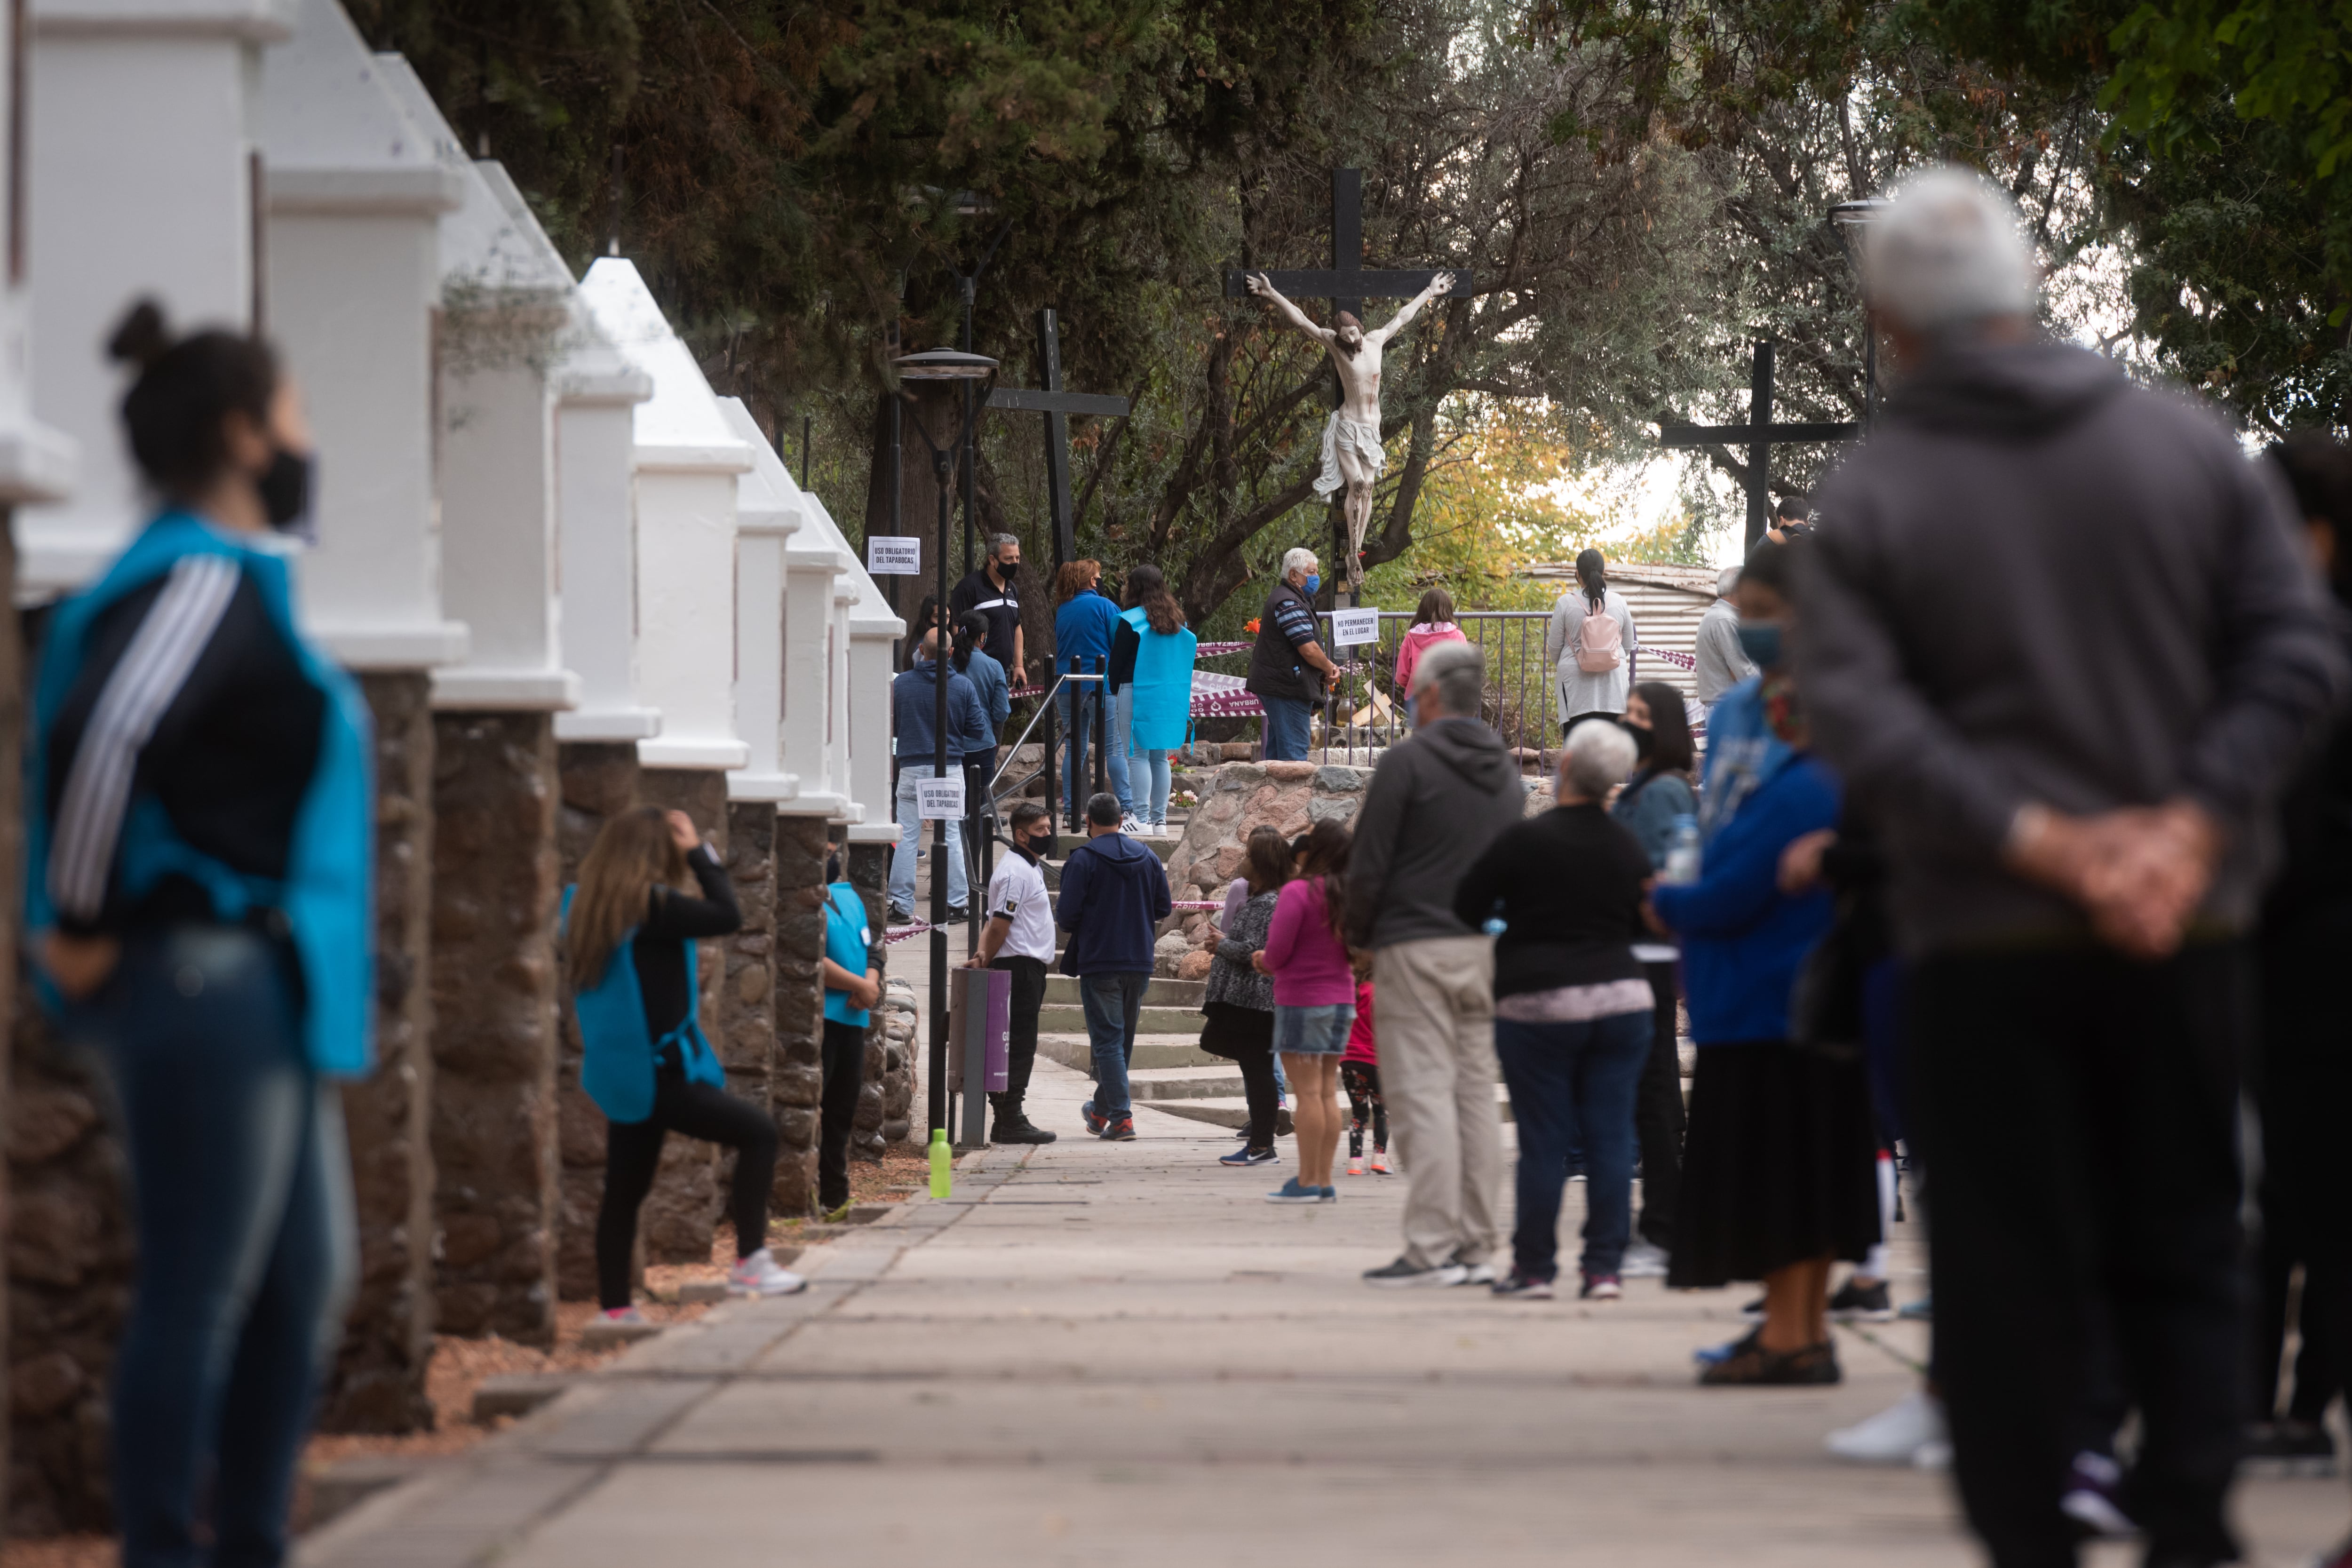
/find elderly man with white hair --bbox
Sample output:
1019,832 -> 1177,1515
1693,561 -> 1756,719
1801,166 -> 2345,1568
1244,545 -> 1340,761
1452,719 -> 1656,1300
1341,641 -> 1527,1286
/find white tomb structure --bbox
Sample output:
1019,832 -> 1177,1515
20,0 -> 276,591
552,300 -> 658,742
715,396 -> 802,804
578,256 -> 750,772
256,0 -> 466,669
787,482 -> 902,844
375,56 -> 580,713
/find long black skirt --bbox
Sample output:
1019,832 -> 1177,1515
1667,1039 -> 1880,1289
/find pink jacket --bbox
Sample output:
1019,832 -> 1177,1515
1261,877 -> 1356,1007
1394,621 -> 1469,696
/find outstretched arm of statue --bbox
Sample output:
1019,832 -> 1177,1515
1370,270 -> 1456,345
1245,272 -> 1331,342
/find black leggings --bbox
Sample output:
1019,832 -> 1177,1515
1635,959 -> 1686,1247
1236,1046 -> 1281,1151
597,1069 -> 779,1309
818,1019 -> 866,1213
1342,1061 -> 1387,1156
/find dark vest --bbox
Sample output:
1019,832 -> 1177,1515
1244,581 -> 1323,703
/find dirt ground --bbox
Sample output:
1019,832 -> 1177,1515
2,1147 -> 930,1566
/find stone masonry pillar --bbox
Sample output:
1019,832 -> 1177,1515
322,672 -> 440,1425
633,769 -> 728,1262
554,742 -> 636,1298
716,802 -> 778,1248
847,842 -> 913,1146
770,816 -> 831,1213
428,712 -> 561,1347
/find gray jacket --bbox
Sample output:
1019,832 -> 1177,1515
1801,339 -> 2347,954
1694,598 -> 1755,705
1204,888 -> 1278,1011
1342,716 -> 1527,949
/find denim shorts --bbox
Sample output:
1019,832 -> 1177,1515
1272,1003 -> 1356,1056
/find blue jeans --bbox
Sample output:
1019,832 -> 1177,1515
1260,693 -> 1315,761
890,763 -> 969,913
1080,971 -> 1150,1119
1057,684 -> 1128,817
1135,749 -> 1172,824
1494,1009 -> 1650,1281
88,926 -> 357,1568
1112,685 -> 1137,815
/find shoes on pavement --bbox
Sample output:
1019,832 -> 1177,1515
1266,1178 -> 1321,1205
1828,1276 -> 1895,1322
1898,1293 -> 1933,1321
1826,1390 -> 1947,1465
1451,1255 -> 1499,1286
1620,1241 -> 1670,1278
1699,1332 -> 1840,1386
946,907 -> 969,921
1120,816 -> 1149,836
1081,1100 -> 1107,1137
819,1200 -> 852,1223
1492,1270 -> 1555,1300
1274,1109 -> 1295,1137
1220,1144 -> 1278,1167
1580,1274 -> 1622,1301
886,905 -> 913,924
1318,1186 -> 1337,1202
1102,1115 -> 1137,1141
1347,1154 -> 1365,1175
598,1305 -> 650,1325
1370,1149 -> 1390,1174
1363,1257 -> 1470,1288
727,1248 -> 808,1297
991,1116 -> 1058,1145
2058,1449 -> 2136,1540
2247,1418 -> 2337,1474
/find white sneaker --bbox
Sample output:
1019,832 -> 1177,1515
727,1248 -> 808,1297
1826,1390 -> 1948,1465
1347,1154 -> 1365,1176
1452,1258 -> 1500,1286
1120,816 -> 1148,836
1620,1240 -> 1670,1278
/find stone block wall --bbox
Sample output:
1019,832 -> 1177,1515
848,844 -> 911,1146
769,814 -> 830,1214
324,671 -> 439,1428
1159,761 -> 1371,976
717,802 -> 778,1242
428,712 -> 561,1347
632,769 -> 726,1262
554,743 -> 636,1299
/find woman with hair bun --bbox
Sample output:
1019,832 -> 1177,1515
25,299 -> 365,1562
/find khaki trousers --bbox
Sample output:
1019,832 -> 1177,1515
1374,935 -> 1503,1270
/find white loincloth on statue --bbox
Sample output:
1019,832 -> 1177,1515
1314,412 -> 1384,499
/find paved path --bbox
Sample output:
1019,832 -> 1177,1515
303,1053 -> 2345,1568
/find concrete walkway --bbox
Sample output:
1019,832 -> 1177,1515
302,1052 -> 2345,1568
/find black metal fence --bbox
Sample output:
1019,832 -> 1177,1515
1307,610 -> 1564,773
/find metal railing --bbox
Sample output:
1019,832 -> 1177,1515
1304,610 -> 1569,773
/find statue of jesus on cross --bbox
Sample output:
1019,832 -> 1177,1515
1246,268 -> 1455,592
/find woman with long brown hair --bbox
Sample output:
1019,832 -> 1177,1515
567,806 -> 803,1320
1256,819 -> 1357,1203
1110,563 -> 1198,833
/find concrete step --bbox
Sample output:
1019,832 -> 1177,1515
1039,1032 -> 1221,1072
1043,974 -> 1205,1007
1037,1003 -> 1201,1035
1040,833 -> 1184,889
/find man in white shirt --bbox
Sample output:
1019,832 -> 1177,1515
967,799 -> 1059,1143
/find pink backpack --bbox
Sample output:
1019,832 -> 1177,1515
1575,599 -> 1623,673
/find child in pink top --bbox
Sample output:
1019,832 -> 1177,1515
1253,820 -> 1356,1202
1393,587 -> 1470,713
1342,977 -> 1388,1175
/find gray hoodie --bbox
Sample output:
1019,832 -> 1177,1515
1801,339 -> 2346,954
1343,716 -> 1528,949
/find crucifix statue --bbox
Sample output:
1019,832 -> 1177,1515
1225,169 -> 1473,597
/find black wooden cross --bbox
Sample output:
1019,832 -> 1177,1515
1658,341 -> 1861,549
1221,168 -> 1475,320
986,308 -> 1131,570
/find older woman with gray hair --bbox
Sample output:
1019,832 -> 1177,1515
1451,719 -> 1656,1300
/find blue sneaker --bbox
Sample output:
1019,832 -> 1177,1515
1220,1145 -> 1278,1167
1081,1101 -> 1106,1137
1319,1186 -> 1337,1202
1265,1178 -> 1320,1204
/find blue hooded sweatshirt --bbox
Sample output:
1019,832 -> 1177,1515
1650,740 -> 1840,1046
1055,829 -> 1172,975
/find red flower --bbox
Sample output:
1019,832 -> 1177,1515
1244,618 -> 1261,634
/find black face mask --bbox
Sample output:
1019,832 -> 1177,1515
995,558 -> 1019,579
260,447 -> 315,539
1016,828 -> 1055,862
1619,717 -> 1655,763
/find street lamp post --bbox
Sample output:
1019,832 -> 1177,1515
894,347 -> 1000,1195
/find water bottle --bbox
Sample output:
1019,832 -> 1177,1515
1662,814 -> 1702,885
929,1127 -> 953,1198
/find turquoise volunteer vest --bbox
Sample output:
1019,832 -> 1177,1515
25,512 -> 376,1078
1121,606 -> 1197,754
820,882 -> 874,1027
560,885 -> 726,1124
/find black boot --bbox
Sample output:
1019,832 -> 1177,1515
991,1107 -> 1057,1145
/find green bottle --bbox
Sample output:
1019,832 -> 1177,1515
928,1126 -> 952,1198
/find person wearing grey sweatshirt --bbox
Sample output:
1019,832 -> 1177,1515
1340,642 -> 1527,1287
1798,168 -> 2346,1568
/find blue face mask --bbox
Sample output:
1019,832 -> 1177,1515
1302,573 -> 1321,597
1737,623 -> 1784,669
